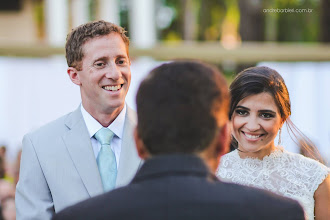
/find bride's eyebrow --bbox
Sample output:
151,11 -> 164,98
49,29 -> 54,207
258,110 -> 276,114
235,106 -> 249,110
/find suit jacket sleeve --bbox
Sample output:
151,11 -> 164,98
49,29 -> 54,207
275,199 -> 306,220
16,134 -> 55,220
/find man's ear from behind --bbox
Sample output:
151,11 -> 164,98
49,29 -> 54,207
134,127 -> 150,160
216,122 -> 230,157
199,122 -> 230,173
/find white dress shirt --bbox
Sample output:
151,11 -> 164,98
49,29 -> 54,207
80,104 -> 126,168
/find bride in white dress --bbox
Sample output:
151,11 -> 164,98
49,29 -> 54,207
217,66 -> 330,220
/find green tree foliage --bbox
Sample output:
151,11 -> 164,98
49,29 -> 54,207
159,0 -> 322,42
276,0 -> 320,42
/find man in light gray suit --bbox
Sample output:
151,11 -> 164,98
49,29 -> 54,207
15,20 -> 141,220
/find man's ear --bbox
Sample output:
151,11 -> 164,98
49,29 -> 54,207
216,122 -> 230,157
200,122 -> 230,173
67,67 -> 82,86
134,127 -> 150,160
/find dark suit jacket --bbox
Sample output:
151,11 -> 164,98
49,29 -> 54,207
53,154 -> 305,220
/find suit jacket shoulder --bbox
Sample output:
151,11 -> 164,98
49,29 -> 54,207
116,105 -> 141,187
125,105 -> 137,125
17,105 -> 141,220
215,181 -> 305,219
53,155 -> 305,220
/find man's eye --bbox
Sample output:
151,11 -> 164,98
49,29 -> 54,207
117,59 -> 126,65
95,62 -> 105,67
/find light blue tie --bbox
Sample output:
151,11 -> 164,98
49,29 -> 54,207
94,127 -> 117,192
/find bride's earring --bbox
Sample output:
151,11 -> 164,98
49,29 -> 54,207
278,128 -> 282,145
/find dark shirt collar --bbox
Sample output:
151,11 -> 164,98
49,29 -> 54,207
132,154 -> 218,183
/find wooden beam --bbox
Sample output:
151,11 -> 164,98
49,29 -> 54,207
1,42 -> 330,63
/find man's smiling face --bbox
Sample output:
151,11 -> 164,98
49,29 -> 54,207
76,33 -> 131,115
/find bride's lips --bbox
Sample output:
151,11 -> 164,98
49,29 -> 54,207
241,131 -> 264,142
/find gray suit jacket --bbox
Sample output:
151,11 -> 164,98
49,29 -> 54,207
16,105 -> 141,220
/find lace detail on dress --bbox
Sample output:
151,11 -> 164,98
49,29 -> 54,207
217,148 -> 330,220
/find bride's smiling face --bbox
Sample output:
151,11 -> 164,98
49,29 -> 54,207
231,92 -> 283,159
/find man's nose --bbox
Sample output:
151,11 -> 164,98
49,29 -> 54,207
105,63 -> 121,80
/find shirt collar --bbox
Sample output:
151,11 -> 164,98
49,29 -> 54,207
81,104 -> 126,139
132,154 -> 217,183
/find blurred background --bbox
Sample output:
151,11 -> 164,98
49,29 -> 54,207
0,1 -> 329,216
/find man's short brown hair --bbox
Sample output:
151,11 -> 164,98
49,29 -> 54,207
65,20 -> 130,70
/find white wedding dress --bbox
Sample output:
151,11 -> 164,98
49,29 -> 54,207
217,147 -> 330,220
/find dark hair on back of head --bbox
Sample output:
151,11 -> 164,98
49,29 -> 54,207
136,61 -> 229,155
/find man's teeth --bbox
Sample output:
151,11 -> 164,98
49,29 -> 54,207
245,133 -> 262,139
103,85 -> 121,91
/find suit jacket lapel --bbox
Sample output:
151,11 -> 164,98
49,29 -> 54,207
62,107 -> 103,197
116,106 -> 142,187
